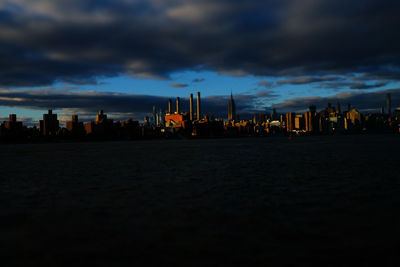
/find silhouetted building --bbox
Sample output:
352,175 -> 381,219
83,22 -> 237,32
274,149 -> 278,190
96,110 -> 107,123
305,111 -> 318,133
66,115 -> 85,137
119,119 -> 140,139
345,109 -> 362,132
153,105 -> 157,125
326,103 -> 335,114
386,93 -> 391,116
39,110 -> 59,136
394,107 -> 400,121
258,113 -> 266,124
1,114 -> 24,138
85,110 -> 113,137
158,109 -> 164,126
270,108 -> 277,120
144,116 -> 150,127
228,93 -> 236,121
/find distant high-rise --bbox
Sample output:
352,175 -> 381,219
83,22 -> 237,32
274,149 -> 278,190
66,115 -> 84,135
286,112 -> 296,132
39,109 -> 59,136
153,105 -> 156,125
144,116 -> 150,126
96,110 -> 107,123
386,93 -> 391,116
336,102 -> 341,115
228,92 -> 236,121
270,108 -> 277,120
9,114 -> 16,123
197,92 -> 201,120
3,114 -> 22,131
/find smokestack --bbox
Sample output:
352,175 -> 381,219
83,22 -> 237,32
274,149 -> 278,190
348,103 -> 351,112
197,92 -> 201,120
386,93 -> 391,116
189,93 -> 194,121
176,97 -> 180,114
168,99 -> 172,114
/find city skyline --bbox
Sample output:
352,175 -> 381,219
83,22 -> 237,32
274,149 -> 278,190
1,1 -> 400,123
0,87 -> 400,126
2,91 -> 399,142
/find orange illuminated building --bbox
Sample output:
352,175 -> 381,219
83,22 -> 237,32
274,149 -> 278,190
85,110 -> 113,136
66,115 -> 85,136
164,96 -> 190,128
286,112 -> 296,132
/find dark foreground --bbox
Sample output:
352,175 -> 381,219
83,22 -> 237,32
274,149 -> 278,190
1,135 -> 399,266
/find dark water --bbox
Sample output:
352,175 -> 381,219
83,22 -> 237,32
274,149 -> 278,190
1,135 -> 399,266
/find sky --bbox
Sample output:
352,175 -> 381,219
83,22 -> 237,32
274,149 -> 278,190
1,0 -> 400,125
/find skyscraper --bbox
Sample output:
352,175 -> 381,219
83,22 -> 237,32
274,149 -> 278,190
39,110 -> 59,136
386,93 -> 391,116
270,108 -> 277,120
153,105 -> 156,126
228,92 -> 236,121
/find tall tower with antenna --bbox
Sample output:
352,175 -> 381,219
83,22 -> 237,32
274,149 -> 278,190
228,91 -> 236,121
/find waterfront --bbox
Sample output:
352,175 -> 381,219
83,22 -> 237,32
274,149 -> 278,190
1,135 -> 399,266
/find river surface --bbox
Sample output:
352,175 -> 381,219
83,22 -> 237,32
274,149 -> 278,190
1,135 -> 399,266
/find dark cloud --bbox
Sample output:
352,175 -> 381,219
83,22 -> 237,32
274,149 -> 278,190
62,78 -> 107,86
256,90 -> 279,98
273,88 -> 400,113
318,80 -> 390,90
277,77 -> 341,86
192,78 -> 205,83
0,89 -> 263,121
258,81 -> 273,88
170,83 -> 188,88
0,1 -> 399,86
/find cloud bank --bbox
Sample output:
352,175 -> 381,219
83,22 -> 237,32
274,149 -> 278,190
0,0 -> 399,87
